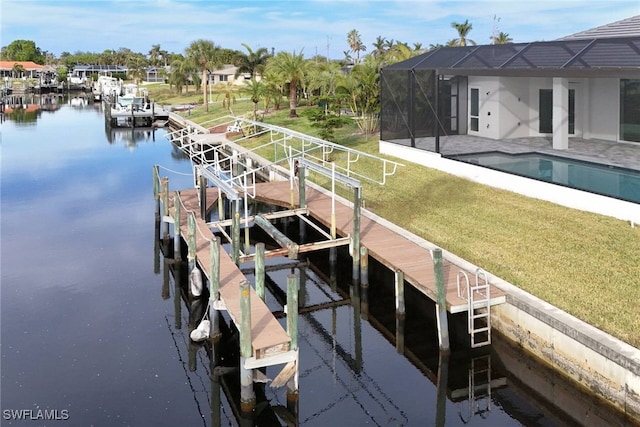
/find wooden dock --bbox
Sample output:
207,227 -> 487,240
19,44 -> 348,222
166,188 -> 292,361
250,180 -> 506,314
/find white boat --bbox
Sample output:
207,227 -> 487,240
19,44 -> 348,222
114,84 -> 148,112
93,75 -> 122,102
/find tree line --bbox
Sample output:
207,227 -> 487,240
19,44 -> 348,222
1,20 -> 512,135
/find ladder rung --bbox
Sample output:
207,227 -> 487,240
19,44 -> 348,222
472,327 -> 490,333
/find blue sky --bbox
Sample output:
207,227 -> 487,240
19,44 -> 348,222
2,0 -> 639,59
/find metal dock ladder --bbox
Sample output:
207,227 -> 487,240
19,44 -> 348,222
456,268 -> 492,348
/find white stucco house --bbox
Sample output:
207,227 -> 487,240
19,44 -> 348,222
380,15 -> 640,153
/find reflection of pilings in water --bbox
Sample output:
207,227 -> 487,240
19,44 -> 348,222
395,270 -> 406,354
174,262 -> 183,330
162,251 -> 170,300
263,273 -> 360,371
163,315 -> 208,425
352,280 -> 363,374
435,352 -> 450,427
209,342 -> 221,427
297,307 -> 409,426
360,246 -> 369,319
329,248 -> 337,292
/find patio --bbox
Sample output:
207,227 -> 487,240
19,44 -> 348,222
404,135 -> 640,171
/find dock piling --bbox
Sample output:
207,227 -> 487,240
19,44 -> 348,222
286,273 -> 300,408
255,242 -> 266,301
433,248 -> 450,353
199,173 -> 207,220
209,237 -> 221,341
173,191 -> 181,262
352,186 -> 361,284
232,211 -> 240,265
239,280 -> 256,413
161,177 -> 170,238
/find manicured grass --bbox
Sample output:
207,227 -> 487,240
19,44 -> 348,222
148,87 -> 640,348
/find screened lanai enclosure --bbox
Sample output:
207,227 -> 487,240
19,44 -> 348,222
380,36 -> 640,154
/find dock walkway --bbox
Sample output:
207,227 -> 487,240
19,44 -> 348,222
251,180 -> 506,314
167,188 -> 291,360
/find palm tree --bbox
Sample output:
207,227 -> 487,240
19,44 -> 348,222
168,57 -> 189,95
234,43 -> 270,79
185,39 -> 222,112
127,55 -> 148,84
492,32 -> 513,44
148,44 -> 162,66
451,19 -> 476,47
243,78 -> 266,120
265,50 -> 308,118
347,29 -> 367,64
217,82 -> 237,112
372,36 -> 387,57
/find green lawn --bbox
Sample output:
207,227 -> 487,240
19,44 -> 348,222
147,86 -> 640,348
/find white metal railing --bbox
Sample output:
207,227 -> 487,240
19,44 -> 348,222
210,116 -> 404,186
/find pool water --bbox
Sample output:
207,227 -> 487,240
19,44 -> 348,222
451,151 -> 640,204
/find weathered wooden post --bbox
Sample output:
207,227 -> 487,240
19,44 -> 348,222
209,237 -> 221,341
352,186 -> 361,284
152,165 -> 160,202
360,246 -> 369,319
217,194 -> 225,222
154,199 -> 161,275
187,211 -> 203,299
298,164 -> 307,244
433,248 -> 450,353
255,243 -> 266,301
395,269 -> 405,353
199,172 -> 207,220
173,191 -> 181,262
239,280 -> 256,413
298,165 -> 306,208
286,274 -> 299,414
161,176 -> 170,238
232,211 -> 240,265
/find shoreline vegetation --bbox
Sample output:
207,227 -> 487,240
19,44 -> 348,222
145,82 -> 640,349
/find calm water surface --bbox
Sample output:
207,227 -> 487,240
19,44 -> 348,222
1,97 -> 630,426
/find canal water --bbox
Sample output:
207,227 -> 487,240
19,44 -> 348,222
1,96 -> 632,426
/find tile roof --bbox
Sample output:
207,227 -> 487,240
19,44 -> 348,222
559,15 -> 640,40
0,61 -> 44,70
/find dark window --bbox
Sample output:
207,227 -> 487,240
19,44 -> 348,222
621,79 -> 640,143
539,89 -> 575,134
470,88 -> 479,131
539,89 -> 552,133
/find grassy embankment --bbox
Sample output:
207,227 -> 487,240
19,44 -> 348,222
146,83 -> 640,348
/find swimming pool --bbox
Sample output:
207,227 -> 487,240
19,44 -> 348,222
449,151 -> 640,204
